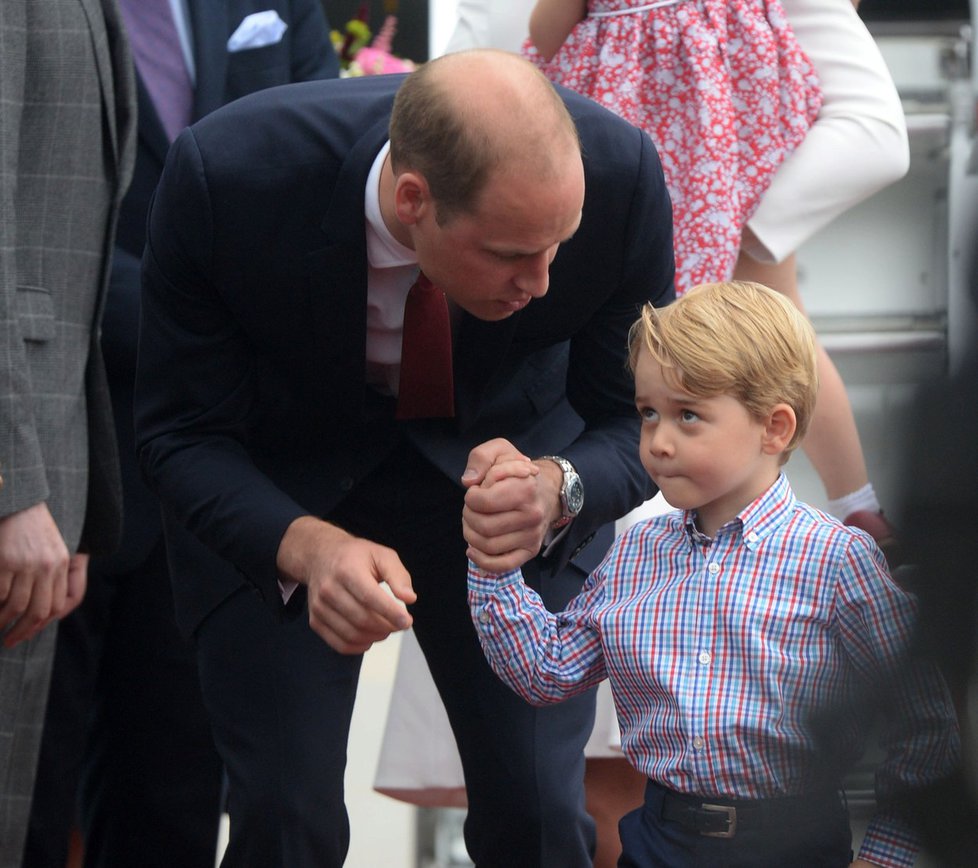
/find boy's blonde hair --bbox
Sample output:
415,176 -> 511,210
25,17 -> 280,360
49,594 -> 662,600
628,281 -> 819,461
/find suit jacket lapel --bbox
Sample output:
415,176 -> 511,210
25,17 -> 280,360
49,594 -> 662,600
79,0 -> 137,182
303,120 -> 387,424
135,73 -> 171,167
306,244 -> 369,426
190,0 -> 230,118
453,311 -> 520,430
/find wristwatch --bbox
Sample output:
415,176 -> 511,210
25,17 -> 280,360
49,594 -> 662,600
539,455 -> 584,529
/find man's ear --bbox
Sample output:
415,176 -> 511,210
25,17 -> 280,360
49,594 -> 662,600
393,171 -> 430,226
762,403 -> 797,455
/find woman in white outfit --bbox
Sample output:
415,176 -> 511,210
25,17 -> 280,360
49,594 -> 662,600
375,2 -> 908,866
737,0 -> 909,564
441,0 -> 531,53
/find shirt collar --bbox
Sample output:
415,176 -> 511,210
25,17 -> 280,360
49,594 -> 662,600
364,140 -> 416,269
682,473 -> 796,551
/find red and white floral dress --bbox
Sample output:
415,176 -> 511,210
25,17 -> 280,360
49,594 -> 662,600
524,0 -> 822,295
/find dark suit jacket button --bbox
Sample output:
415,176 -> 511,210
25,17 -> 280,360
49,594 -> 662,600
571,532 -> 595,559
339,477 -> 354,492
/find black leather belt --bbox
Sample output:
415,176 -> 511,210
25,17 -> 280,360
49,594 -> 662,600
656,784 -> 840,839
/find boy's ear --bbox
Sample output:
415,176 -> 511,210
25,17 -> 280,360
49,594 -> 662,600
761,403 -> 796,455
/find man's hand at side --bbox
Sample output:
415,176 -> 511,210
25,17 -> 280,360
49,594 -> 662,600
461,438 -> 562,573
277,516 -> 416,655
0,502 -> 74,647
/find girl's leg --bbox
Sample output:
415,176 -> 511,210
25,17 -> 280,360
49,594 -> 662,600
732,248 -> 900,565
732,250 -> 869,500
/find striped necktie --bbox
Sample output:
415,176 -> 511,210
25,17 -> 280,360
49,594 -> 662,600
119,0 -> 193,142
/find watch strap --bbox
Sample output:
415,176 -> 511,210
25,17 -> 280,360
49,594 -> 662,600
539,455 -> 581,529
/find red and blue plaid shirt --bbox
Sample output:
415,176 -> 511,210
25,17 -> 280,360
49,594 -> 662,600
468,473 -> 959,868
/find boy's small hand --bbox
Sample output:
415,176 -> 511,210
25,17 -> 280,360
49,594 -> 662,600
462,439 -> 558,573
480,458 -> 540,487
461,438 -> 535,489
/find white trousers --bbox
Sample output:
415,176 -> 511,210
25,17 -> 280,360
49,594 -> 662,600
746,0 -> 909,262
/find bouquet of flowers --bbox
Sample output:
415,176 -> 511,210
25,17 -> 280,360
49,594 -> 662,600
331,4 -> 417,77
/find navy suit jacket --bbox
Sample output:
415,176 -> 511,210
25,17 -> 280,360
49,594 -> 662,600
135,74 -> 675,635
101,0 -> 336,574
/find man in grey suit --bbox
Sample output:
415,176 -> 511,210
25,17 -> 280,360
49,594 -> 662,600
0,1 -> 135,865
23,3 -> 338,866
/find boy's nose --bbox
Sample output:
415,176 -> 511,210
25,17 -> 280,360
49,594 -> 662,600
649,426 -> 673,456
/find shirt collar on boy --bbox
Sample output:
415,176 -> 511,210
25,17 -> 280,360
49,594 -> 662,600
682,473 -> 793,554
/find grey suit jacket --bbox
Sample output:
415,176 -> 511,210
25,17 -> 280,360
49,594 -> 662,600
0,0 -> 136,555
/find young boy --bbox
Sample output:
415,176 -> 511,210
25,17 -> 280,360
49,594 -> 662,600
467,281 -> 959,868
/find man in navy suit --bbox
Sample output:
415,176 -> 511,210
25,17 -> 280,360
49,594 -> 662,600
136,49 -> 674,867
24,3 -> 338,867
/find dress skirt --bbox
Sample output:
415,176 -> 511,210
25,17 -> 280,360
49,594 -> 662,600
525,0 -> 822,293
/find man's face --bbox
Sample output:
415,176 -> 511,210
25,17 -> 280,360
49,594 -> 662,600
411,161 -> 585,321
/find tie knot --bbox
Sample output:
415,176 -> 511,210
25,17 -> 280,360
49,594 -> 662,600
413,272 -> 435,293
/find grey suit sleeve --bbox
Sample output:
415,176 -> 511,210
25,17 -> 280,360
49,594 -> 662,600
0,18 -> 49,518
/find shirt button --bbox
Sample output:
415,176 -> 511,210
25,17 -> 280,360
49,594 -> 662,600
692,736 -> 705,750
746,531 -> 758,543
708,562 -> 720,575
698,651 -> 711,665
478,610 -> 491,624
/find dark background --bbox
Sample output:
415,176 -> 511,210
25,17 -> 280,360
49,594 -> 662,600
859,0 -> 970,23
318,1 -> 975,66
322,0 -> 430,64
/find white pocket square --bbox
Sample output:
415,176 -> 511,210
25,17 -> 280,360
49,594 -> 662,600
227,10 -> 288,52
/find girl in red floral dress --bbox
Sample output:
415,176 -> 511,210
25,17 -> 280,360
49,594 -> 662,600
525,0 -> 822,295
527,1 -> 906,564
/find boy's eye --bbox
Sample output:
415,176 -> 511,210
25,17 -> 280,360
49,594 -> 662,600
680,409 -> 699,423
638,407 -> 658,422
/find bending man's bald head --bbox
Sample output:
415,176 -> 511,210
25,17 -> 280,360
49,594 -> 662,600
389,49 -> 582,223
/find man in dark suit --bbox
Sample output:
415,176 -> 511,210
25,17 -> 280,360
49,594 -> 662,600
0,0 -> 135,865
23,3 -> 338,867
136,49 -> 674,867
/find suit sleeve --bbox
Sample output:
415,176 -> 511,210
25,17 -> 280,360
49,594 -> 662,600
554,124 -> 675,567
0,33 -> 48,519
135,130 -> 307,603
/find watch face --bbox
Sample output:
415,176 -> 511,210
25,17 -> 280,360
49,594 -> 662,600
567,477 -> 585,514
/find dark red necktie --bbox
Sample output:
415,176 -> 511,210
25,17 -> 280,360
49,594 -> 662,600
396,273 -> 455,419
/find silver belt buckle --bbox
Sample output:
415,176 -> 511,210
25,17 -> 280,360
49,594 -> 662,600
700,804 -> 737,838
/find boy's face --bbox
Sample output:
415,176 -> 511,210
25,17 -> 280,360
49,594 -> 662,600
633,347 -> 783,536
